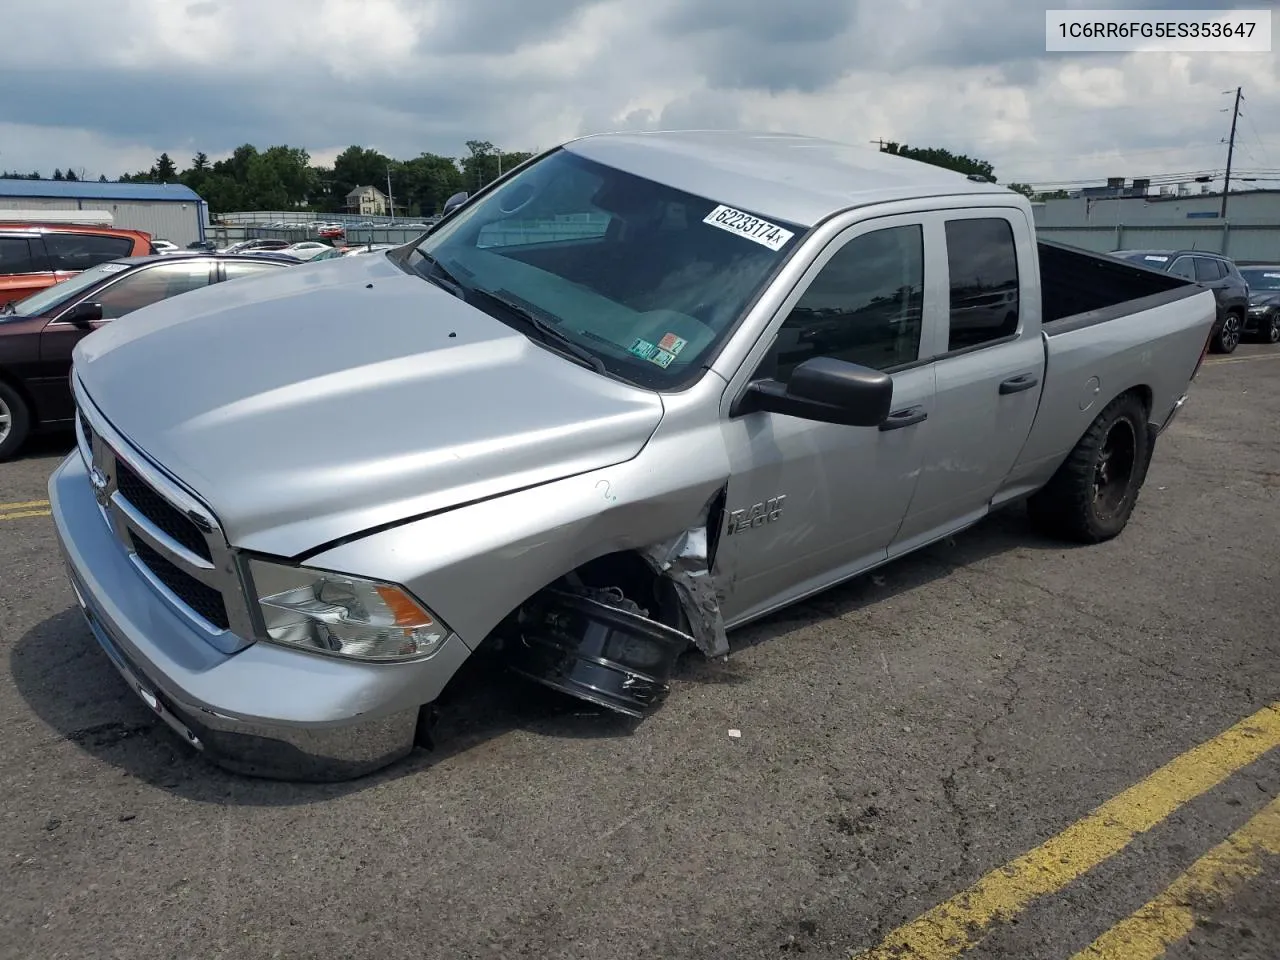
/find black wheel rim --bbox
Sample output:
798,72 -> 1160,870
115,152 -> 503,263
1222,315 -> 1240,350
1093,419 -> 1138,519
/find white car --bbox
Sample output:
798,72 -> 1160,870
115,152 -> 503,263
281,241 -> 338,260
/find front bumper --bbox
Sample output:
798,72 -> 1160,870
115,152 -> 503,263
49,453 -> 471,781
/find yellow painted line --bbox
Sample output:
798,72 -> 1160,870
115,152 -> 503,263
1070,793 -> 1280,960
0,499 -> 49,510
0,509 -> 51,521
850,702 -> 1280,960
1204,353 -> 1280,365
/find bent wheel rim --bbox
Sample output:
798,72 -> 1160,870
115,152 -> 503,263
1093,418 -> 1138,520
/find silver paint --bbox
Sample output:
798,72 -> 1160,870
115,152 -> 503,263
49,131 -> 1220,779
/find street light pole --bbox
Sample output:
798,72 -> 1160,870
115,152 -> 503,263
386,165 -> 395,221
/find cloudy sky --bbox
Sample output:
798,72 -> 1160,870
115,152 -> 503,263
1,0 -> 1277,190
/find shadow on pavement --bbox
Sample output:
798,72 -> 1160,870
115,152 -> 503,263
10,501 -> 1078,805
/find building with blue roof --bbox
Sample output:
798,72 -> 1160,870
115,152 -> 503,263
0,178 -> 209,247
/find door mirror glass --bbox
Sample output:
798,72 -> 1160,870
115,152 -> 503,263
740,357 -> 894,427
63,301 -> 103,326
442,191 -> 469,216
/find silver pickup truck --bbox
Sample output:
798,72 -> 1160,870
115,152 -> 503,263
50,131 -> 1217,781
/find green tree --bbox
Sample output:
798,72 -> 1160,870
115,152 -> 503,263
52,168 -> 65,181
155,152 -> 178,180
192,152 -> 209,173
1007,182 -> 1035,199
880,142 -> 996,182
98,174 -> 108,182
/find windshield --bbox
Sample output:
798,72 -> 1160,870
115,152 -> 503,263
412,149 -> 804,387
4,260 -> 129,317
1240,268 -> 1280,292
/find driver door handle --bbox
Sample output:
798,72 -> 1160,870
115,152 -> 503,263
879,406 -> 928,431
999,373 -> 1040,395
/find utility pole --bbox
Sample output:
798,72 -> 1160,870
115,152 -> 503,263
870,138 -> 886,151
386,165 -> 395,221
1220,86 -> 1241,219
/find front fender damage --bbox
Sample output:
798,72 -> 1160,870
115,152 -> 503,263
502,491 -> 731,718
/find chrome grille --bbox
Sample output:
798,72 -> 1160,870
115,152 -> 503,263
130,538 -> 231,630
114,459 -> 213,562
73,379 -> 255,653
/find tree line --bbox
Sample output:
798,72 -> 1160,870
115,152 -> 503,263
5,140 -> 534,217
4,139 -> 1068,211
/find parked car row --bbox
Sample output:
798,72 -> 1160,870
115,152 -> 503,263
1112,249 -> 1280,352
0,251 -> 296,460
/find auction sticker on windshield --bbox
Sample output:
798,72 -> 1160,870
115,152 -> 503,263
703,205 -> 794,251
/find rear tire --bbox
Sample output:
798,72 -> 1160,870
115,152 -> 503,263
0,380 -> 32,462
1260,313 -> 1280,345
1027,392 -> 1153,544
1211,312 -> 1242,353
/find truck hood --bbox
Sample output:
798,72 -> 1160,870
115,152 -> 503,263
73,253 -> 665,557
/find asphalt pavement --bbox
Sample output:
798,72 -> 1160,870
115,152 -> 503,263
1,348 -> 1277,960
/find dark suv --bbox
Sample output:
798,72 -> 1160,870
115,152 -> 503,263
1237,264 -> 1280,344
1113,250 -> 1250,353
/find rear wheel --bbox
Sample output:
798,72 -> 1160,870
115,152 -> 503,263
0,380 -> 32,462
1211,312 -> 1242,353
1027,392 -> 1152,544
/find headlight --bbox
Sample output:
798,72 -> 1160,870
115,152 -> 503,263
246,558 -> 450,662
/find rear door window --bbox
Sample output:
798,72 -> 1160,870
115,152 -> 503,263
943,217 -> 1021,350
1194,258 -> 1224,282
1169,257 -> 1197,280
44,233 -> 136,272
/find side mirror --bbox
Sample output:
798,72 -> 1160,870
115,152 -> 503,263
736,357 -> 893,427
64,301 -> 104,327
442,191 -> 469,216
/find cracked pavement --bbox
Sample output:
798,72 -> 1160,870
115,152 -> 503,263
1,349 -> 1278,960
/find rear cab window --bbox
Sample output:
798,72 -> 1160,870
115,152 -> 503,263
943,217 -> 1021,351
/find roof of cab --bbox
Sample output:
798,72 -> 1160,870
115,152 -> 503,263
563,130 -> 1014,228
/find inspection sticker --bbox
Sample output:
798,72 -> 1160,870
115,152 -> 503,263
658,332 -> 687,355
648,348 -> 676,368
702,205 -> 794,251
629,337 -> 657,359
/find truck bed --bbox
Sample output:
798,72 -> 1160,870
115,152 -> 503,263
1038,239 -> 1198,331
995,240 -> 1218,506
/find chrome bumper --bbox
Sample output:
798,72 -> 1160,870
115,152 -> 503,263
50,453 -> 471,782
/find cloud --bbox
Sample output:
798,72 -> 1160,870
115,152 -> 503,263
0,0 -> 1276,190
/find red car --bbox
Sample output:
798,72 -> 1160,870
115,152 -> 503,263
0,222 -> 155,307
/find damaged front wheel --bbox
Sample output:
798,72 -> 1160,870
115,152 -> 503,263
506,587 -> 692,718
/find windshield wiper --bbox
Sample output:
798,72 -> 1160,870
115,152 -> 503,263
467,288 -> 608,375
415,250 -> 466,298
